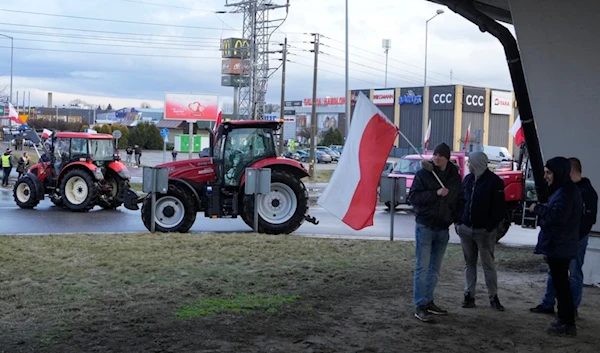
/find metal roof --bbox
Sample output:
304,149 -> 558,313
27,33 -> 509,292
426,0 -> 512,24
156,120 -> 184,129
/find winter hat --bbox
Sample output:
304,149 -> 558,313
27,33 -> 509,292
468,151 -> 489,177
433,143 -> 451,160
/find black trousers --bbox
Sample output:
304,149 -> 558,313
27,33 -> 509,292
548,258 -> 575,326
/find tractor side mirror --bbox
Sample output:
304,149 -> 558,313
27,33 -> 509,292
202,127 -> 214,158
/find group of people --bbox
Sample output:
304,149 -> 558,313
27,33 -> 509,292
408,142 -> 597,337
2,148 -> 32,187
125,145 -> 143,166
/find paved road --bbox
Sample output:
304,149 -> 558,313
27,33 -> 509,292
0,187 -> 538,248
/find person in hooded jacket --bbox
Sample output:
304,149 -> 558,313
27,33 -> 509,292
529,157 -> 582,336
456,152 -> 506,311
408,142 -> 465,323
530,157 -> 597,319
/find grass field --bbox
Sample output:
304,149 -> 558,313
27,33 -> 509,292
313,169 -> 333,183
0,233 -> 598,353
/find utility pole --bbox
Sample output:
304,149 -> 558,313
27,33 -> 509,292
278,36 -> 288,155
309,33 -> 320,181
382,39 -> 391,88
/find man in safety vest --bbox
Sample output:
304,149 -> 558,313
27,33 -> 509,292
2,148 -> 14,187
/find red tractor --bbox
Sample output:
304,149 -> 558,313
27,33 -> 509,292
123,120 -> 319,234
13,131 -> 132,211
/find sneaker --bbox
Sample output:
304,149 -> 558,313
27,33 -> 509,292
490,296 -> 505,311
530,305 -> 555,315
426,301 -> 448,315
462,293 -> 476,308
414,307 -> 433,322
546,323 -> 577,337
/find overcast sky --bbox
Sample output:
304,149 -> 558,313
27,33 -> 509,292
0,0 -> 515,109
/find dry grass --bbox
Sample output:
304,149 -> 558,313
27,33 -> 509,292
0,233 -> 597,353
311,169 -> 333,183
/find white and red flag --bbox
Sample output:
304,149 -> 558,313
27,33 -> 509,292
318,92 -> 399,230
423,119 -> 431,151
463,121 -> 471,151
41,129 -> 53,139
509,115 -> 525,146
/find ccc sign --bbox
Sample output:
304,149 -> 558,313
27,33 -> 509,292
462,88 -> 486,112
221,38 -> 250,59
433,93 -> 453,104
465,94 -> 484,106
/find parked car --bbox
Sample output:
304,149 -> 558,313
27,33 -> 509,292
382,159 -> 397,177
483,145 -> 513,163
316,146 -> 340,162
283,150 -> 301,161
296,150 -> 309,162
316,150 -> 332,163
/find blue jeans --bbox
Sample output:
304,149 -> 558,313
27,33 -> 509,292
414,223 -> 450,308
541,236 -> 589,310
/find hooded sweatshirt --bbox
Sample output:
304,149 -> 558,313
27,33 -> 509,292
575,177 -> 598,239
533,157 -> 583,259
459,152 -> 506,231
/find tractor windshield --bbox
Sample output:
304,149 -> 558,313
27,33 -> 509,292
89,139 -> 115,161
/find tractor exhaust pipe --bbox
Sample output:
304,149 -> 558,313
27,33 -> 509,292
437,0 -> 548,203
202,127 -> 215,158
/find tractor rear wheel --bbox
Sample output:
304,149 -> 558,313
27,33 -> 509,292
141,184 -> 196,233
98,172 -> 128,210
13,177 -> 41,209
60,169 -> 99,212
242,169 -> 308,235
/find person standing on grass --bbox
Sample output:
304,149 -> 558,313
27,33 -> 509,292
456,152 -> 506,311
529,157 -> 582,336
530,157 -> 597,319
408,142 -> 465,323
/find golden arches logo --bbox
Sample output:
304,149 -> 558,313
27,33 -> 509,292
221,38 -> 250,58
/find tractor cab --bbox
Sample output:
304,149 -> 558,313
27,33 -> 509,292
213,120 -> 280,187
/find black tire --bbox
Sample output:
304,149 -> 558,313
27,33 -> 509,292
98,172 -> 129,210
141,184 -> 196,233
13,177 -> 40,209
50,195 -> 64,207
60,169 -> 99,212
241,169 -> 308,235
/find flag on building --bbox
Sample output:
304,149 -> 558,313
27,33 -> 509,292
463,121 -> 471,151
317,92 -> 399,230
423,120 -> 432,151
509,115 -> 525,146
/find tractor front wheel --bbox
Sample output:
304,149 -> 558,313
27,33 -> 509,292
141,184 -> 196,233
98,172 -> 129,210
13,177 -> 41,209
60,169 -> 99,212
242,169 -> 308,235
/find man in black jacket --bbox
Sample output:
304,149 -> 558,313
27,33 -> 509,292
529,157 -> 582,336
409,142 -> 465,322
530,157 -> 597,319
456,151 -> 506,311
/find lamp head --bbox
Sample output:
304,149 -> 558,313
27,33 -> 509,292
436,9 -> 445,15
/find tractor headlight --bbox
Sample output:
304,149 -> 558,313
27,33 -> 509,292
118,169 -> 131,179
93,168 -> 104,180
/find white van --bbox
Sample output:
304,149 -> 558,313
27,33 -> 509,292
483,145 -> 513,162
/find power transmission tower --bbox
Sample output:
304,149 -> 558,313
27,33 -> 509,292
309,33 -> 320,180
225,0 -> 289,120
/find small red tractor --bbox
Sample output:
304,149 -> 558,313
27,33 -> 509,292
123,120 -> 319,234
13,131 -> 132,211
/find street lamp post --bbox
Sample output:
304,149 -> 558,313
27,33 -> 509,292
382,39 -> 391,88
422,9 -> 444,148
0,33 -> 13,128
345,0 -> 350,139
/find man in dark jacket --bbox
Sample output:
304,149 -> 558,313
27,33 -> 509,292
530,157 -> 597,318
409,142 -> 465,322
529,157 -> 582,336
456,152 -> 506,311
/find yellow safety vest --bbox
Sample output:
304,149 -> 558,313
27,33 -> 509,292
2,154 -> 11,168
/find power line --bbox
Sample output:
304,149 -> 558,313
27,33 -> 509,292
7,37 -> 221,51
289,58 -> 383,87
0,45 -> 221,59
0,8 -> 241,32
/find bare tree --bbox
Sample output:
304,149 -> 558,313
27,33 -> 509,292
0,85 -> 9,104
264,103 -> 281,114
140,102 -> 152,108
69,98 -> 89,106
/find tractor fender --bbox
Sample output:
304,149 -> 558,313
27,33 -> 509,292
107,161 -> 131,180
169,178 -> 202,211
22,172 -> 45,201
240,158 -> 310,185
57,162 -> 103,185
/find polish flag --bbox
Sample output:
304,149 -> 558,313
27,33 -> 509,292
214,110 -> 223,130
423,120 -> 431,151
318,92 -> 399,230
7,103 -> 21,125
42,129 -> 53,139
509,115 -> 525,146
463,121 -> 471,151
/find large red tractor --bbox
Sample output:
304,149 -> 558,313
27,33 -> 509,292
13,131 -> 132,211
124,120 -> 319,234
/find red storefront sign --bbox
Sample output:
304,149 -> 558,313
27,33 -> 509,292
303,97 -> 346,106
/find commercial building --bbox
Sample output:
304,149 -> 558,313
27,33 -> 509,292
348,85 -> 517,156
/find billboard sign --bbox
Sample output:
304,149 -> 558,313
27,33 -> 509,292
284,100 -> 302,107
398,87 -> 423,105
221,38 -> 250,59
221,58 -> 249,75
351,90 -> 370,105
429,85 -> 455,110
491,90 -> 513,115
462,87 -> 486,113
221,75 -> 250,87
164,93 -> 219,121
372,89 -> 395,106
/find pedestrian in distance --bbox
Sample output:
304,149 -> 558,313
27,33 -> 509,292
134,144 -> 142,167
2,148 -> 14,187
456,151 -> 506,311
529,157 -> 582,336
408,142 -> 465,323
126,145 -> 134,164
16,152 -> 31,179
530,157 -> 597,320
172,150 -> 178,162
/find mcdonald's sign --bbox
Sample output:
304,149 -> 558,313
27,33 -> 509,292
221,37 -> 250,59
